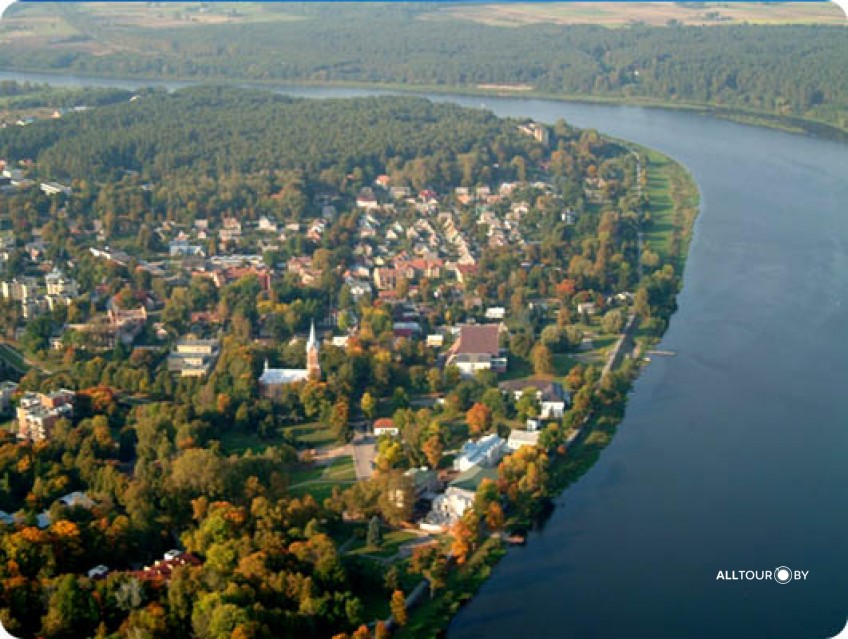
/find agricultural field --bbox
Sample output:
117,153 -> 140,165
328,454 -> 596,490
424,2 -> 847,28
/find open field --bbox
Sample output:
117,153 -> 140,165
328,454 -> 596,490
642,147 -> 701,270
0,2 -> 303,51
425,2 -> 846,27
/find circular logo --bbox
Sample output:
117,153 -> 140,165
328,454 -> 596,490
774,566 -> 793,584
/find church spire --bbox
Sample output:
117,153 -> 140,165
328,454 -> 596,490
306,320 -> 321,380
307,320 -> 317,351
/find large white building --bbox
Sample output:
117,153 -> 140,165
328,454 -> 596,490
454,433 -> 506,472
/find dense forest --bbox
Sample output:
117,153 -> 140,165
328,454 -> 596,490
1,3 -> 846,133
0,86 -> 540,188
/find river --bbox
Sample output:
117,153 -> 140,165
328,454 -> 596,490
3,70 -> 848,639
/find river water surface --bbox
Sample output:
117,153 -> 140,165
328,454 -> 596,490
3,70 -> 847,639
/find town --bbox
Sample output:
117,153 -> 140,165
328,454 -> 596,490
0,87 -> 688,639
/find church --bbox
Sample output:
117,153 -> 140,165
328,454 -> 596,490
259,321 -> 321,399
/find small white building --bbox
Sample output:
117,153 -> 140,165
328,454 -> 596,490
87,565 -> 109,579
577,301 -> 598,316
423,486 -> 476,530
507,429 -> 541,451
373,418 -> 399,437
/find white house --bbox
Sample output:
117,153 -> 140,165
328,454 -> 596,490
423,486 -> 476,530
498,379 -> 569,420
507,429 -> 541,451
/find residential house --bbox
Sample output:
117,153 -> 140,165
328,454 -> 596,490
373,418 -> 399,437
423,486 -> 475,530
446,324 -> 507,376
498,379 -> 569,420
507,429 -> 542,451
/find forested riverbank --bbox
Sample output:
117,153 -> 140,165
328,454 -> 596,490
2,3 -> 846,138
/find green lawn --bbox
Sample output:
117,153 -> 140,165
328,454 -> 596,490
642,147 -> 701,271
218,429 -> 285,455
288,482 -> 339,503
552,354 -> 580,376
500,355 -> 533,381
288,456 -> 355,485
347,530 -> 420,559
281,421 -> 337,448
287,456 -> 356,502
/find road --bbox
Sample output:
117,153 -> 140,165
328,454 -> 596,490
351,430 -> 376,480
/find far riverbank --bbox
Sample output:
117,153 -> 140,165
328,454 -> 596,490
0,68 -> 845,143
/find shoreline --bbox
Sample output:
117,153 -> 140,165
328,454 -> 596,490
397,147 -> 701,638
1,67 -> 845,143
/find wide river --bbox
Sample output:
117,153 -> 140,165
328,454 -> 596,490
3,70 -> 848,638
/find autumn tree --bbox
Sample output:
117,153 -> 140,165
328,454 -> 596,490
466,402 -> 492,436
485,501 -> 505,532
531,343 -> 554,375
390,590 -> 407,627
421,434 -> 444,469
360,392 -> 376,420
329,398 -> 350,442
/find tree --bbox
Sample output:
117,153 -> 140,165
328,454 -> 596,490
466,402 -> 492,436
360,392 -> 376,420
516,389 -> 540,422
480,387 -> 506,418
485,501 -> 505,532
366,515 -> 382,548
42,574 -> 99,639
391,387 -> 409,411
329,398 -> 350,442
531,343 -> 554,375
450,515 -> 479,565
390,590 -> 407,627
421,434 -> 444,469
602,309 -> 625,334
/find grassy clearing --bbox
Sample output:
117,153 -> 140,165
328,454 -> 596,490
347,530 -> 420,559
552,354 -> 580,377
288,456 -> 355,486
218,429 -> 284,455
281,421 -> 336,449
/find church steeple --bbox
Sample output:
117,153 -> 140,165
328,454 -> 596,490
307,320 -> 317,351
306,320 -> 321,380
